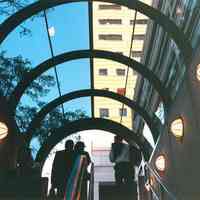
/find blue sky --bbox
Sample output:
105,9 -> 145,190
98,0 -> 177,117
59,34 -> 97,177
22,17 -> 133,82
0,2 -> 156,156
0,3 -> 93,154
1,3 -> 91,114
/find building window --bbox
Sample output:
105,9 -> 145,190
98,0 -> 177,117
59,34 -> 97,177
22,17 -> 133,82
99,19 -> 122,25
102,88 -> 109,91
99,68 -> 108,76
99,108 -> 109,118
117,88 -> 125,95
99,4 -> 121,10
133,34 -> 145,40
116,68 -> 125,76
130,19 -> 148,25
119,108 -> 127,116
99,34 -> 122,41
131,51 -> 143,57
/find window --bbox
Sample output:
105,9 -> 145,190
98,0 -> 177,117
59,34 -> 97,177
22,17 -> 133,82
116,68 -> 125,76
102,88 -> 109,91
133,34 -> 145,40
99,68 -> 108,75
130,19 -> 148,25
117,88 -> 125,95
131,51 -> 143,57
119,108 -> 127,116
99,4 -> 121,10
99,108 -> 109,118
99,19 -> 122,25
99,34 -> 122,41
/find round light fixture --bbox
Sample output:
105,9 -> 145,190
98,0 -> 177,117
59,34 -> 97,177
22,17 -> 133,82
0,122 -> 8,140
155,154 -> 166,172
196,64 -> 200,81
170,117 -> 184,139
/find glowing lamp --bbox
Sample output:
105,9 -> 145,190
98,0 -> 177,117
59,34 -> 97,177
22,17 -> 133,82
196,64 -> 200,81
0,122 -> 8,140
170,118 -> 184,139
155,154 -> 166,172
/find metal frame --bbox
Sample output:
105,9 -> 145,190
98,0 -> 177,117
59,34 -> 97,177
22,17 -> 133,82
8,49 -> 170,112
0,0 -> 193,66
25,89 -> 161,142
35,118 -> 150,163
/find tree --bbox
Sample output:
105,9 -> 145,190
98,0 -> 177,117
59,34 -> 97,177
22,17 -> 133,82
0,51 -> 88,146
0,0 -> 28,16
35,108 -> 88,144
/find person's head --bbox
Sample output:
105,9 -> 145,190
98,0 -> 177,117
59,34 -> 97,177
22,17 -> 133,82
74,141 -> 85,152
114,135 -> 123,144
65,140 -> 74,151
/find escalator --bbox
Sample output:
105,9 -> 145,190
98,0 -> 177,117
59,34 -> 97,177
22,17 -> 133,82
99,181 -> 137,200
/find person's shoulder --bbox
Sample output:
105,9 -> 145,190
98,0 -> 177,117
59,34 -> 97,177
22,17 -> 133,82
123,143 -> 129,148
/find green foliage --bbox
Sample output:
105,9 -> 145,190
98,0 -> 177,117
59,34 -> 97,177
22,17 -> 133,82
0,0 -> 29,16
36,108 -> 88,144
0,51 -> 55,98
0,51 -> 88,146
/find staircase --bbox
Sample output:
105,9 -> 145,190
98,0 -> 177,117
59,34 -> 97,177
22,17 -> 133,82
99,181 -> 137,200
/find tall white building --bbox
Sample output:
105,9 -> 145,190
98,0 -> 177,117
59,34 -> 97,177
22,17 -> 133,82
92,0 -> 152,129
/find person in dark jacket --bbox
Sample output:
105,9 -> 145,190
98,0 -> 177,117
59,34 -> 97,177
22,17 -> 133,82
51,139 -> 75,198
109,136 -> 134,185
74,141 -> 91,166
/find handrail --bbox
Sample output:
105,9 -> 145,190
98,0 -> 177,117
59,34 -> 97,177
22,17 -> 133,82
149,185 -> 160,200
88,162 -> 94,200
64,155 -> 87,200
145,163 -> 177,200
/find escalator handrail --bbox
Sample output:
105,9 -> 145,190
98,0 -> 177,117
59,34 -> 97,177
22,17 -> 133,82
64,155 -> 87,200
88,162 -> 94,200
145,163 -> 177,200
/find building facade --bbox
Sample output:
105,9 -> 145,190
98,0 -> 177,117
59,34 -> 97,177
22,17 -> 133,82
92,0 -> 152,129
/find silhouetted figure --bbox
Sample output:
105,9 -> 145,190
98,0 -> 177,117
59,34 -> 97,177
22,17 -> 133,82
109,136 -> 134,185
51,140 -> 75,198
74,141 -> 91,199
74,141 -> 91,166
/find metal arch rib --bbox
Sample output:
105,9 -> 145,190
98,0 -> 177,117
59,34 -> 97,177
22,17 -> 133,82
35,118 -> 151,163
8,49 -> 170,112
0,0 -> 193,66
25,89 -> 161,143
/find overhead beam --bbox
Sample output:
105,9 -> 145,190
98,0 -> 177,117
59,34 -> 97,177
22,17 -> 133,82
35,118 -> 152,163
8,49 -> 170,112
0,0 -> 193,66
25,89 -> 161,143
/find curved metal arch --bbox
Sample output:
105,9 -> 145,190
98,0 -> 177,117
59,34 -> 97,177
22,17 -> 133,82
25,89 -> 161,143
35,118 -> 152,163
8,49 -> 170,111
0,0 -> 192,65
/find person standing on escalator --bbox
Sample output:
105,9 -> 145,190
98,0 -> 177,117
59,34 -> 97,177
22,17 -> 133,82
109,135 -> 134,185
50,139 -> 75,198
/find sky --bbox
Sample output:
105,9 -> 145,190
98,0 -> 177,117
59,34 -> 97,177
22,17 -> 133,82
1,2 -> 155,159
1,2 -> 93,153
1,3 -> 91,112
